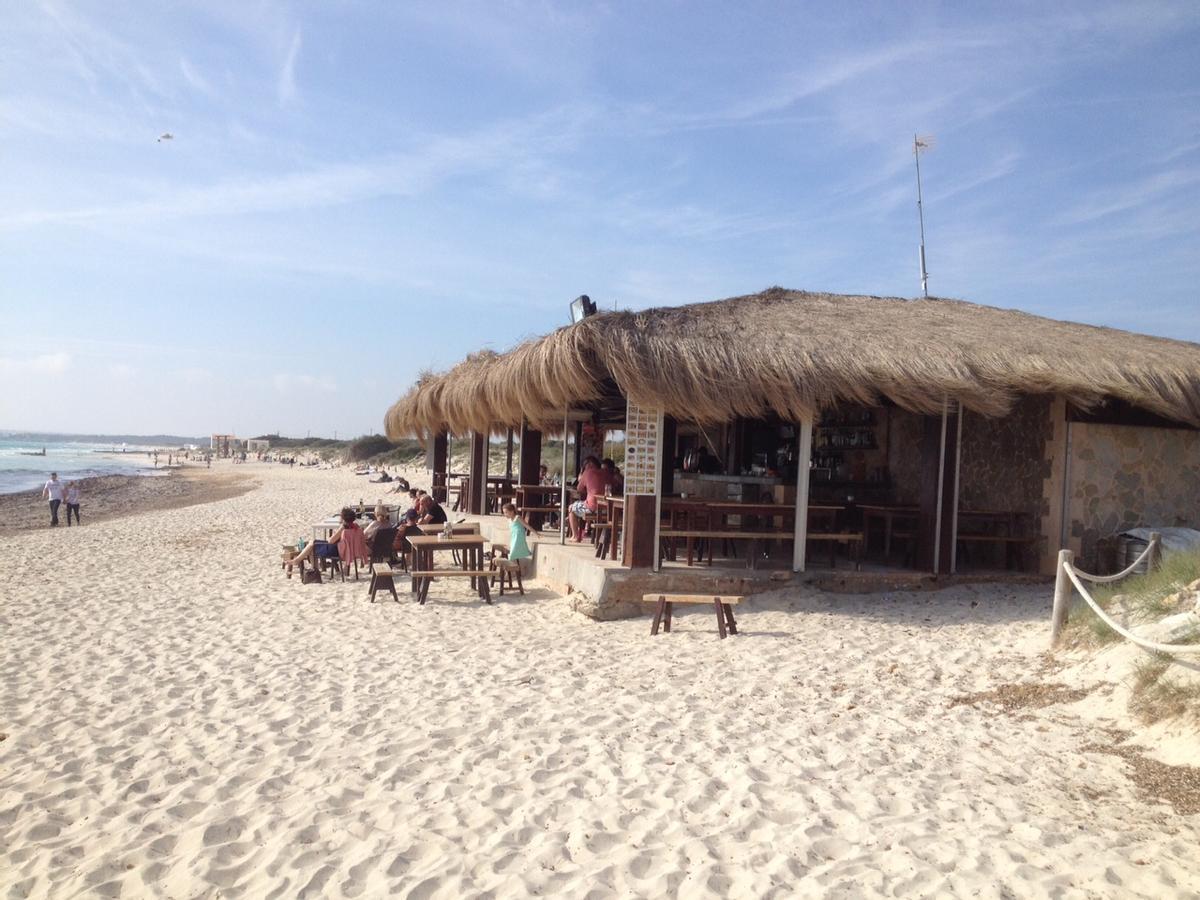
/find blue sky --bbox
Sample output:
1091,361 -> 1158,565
2,1 -> 1198,438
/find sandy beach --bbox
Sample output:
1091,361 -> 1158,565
2,461 -> 1197,899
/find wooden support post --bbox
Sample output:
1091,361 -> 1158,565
431,431 -> 448,504
560,410 -> 569,544
572,420 -> 584,475
623,496 -> 657,568
1148,531 -> 1162,571
1051,548 -> 1073,646
793,419 -> 812,573
504,428 -> 514,481
518,422 -> 542,484
468,431 -> 487,516
917,402 -> 960,575
518,422 -> 544,528
660,416 -> 677,497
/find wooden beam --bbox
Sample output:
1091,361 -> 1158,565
560,410 -> 569,544
793,419 -> 812,573
916,402 -> 960,574
430,431 -> 448,503
468,430 -> 487,515
660,415 -> 677,498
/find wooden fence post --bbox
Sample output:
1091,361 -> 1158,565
1148,532 -> 1162,571
1051,548 -> 1073,646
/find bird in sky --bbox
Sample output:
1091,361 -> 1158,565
157,132 -> 174,142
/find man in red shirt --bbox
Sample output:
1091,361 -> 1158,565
568,456 -> 611,542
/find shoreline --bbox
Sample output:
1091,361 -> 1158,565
0,466 -> 256,533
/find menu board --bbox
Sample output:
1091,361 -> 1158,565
624,403 -> 662,495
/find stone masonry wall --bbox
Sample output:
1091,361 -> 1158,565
887,409 -> 923,506
959,395 -> 1054,517
1067,422 -> 1200,567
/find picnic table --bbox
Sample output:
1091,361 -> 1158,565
860,504 -> 1033,568
312,506 -> 404,542
859,504 -> 919,559
407,534 -> 491,604
516,483 -> 569,528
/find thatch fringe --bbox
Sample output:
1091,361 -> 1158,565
385,288 -> 1200,438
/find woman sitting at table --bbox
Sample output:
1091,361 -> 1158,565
287,507 -> 361,577
364,504 -> 392,542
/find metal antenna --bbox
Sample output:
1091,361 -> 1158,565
914,134 -> 934,297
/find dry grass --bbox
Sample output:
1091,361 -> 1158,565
1083,734 -> 1200,815
1065,549 -> 1200,648
1129,653 -> 1200,726
385,287 -> 1200,437
949,682 -> 1092,712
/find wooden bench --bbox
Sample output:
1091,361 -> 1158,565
519,506 -> 562,530
409,570 -> 493,605
644,593 -> 743,640
659,529 -> 793,568
368,563 -> 400,603
956,534 -> 1038,571
806,532 -> 864,570
657,530 -> 862,570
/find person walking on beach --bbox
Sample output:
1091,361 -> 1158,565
42,472 -> 65,527
65,481 -> 81,526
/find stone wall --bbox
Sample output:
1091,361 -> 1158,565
959,395 -> 1054,516
1067,422 -> 1200,567
887,408 -> 924,505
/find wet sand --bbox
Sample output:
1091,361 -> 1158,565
0,467 -> 255,533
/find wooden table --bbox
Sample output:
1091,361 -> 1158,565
859,504 -> 919,560
312,517 -> 343,542
456,475 -> 516,513
508,487 -> 559,528
603,498 -> 845,566
407,535 -> 489,602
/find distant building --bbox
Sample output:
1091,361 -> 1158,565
210,434 -> 241,457
246,438 -> 271,453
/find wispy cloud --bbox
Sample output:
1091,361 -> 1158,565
278,29 -> 301,105
273,373 -> 335,393
179,56 -> 211,95
0,352 -> 72,375
108,362 -> 137,379
0,106 -> 593,229
1053,167 -> 1200,226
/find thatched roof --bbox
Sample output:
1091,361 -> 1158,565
385,288 -> 1200,437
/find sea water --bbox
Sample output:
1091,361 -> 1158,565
0,439 -> 167,495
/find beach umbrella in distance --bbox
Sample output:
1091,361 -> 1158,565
158,132 -> 174,143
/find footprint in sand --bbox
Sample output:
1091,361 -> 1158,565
201,817 -> 247,846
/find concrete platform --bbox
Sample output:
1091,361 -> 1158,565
467,514 -> 1050,620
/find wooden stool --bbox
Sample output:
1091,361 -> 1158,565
492,558 -> 524,596
368,563 -> 399,603
644,593 -> 742,640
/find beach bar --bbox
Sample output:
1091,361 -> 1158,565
385,289 -> 1200,590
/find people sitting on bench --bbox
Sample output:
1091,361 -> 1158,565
287,507 -> 360,576
569,456 -> 612,543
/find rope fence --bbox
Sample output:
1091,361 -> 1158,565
1051,532 -> 1200,655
